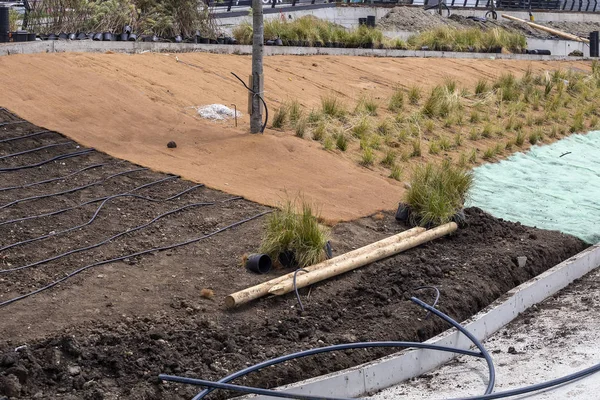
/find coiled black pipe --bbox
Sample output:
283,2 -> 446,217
0,130 -> 53,143
0,209 -> 271,308
0,148 -> 94,172
0,167 -> 147,210
0,163 -> 105,192
0,142 -> 74,160
0,184 -> 204,253
0,176 -> 178,227
231,72 -> 268,133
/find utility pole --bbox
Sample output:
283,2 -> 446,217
250,0 -> 264,134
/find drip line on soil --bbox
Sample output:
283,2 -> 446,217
0,130 -> 54,143
0,196 -> 243,274
0,175 -> 179,227
0,184 -> 206,253
0,142 -> 74,160
0,167 -> 148,210
0,120 -> 27,127
0,209 -> 271,308
0,163 -> 106,192
0,148 -> 94,172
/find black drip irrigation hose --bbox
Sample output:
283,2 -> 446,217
0,167 -> 148,211
0,120 -> 27,128
0,209 -> 271,308
0,184 -> 205,253
231,72 -> 268,133
162,294 -> 600,400
0,148 -> 94,172
0,142 -> 74,160
413,285 -> 440,320
0,194 -> 235,274
0,175 -> 178,227
0,163 -> 106,192
0,130 -> 53,144
293,268 -> 309,312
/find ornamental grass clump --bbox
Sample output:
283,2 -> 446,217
259,199 -> 329,268
404,161 -> 473,227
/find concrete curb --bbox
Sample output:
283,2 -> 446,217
243,243 -> 600,399
0,41 -> 594,61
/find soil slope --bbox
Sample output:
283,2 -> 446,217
0,52 -> 590,221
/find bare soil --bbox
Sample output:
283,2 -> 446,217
0,53 -> 591,222
0,112 -> 587,400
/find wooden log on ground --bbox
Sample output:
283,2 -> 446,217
224,226 -> 425,308
501,14 -> 590,43
268,222 -> 458,297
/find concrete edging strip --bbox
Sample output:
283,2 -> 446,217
243,243 -> 600,399
0,41 -> 593,61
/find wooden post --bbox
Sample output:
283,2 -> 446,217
268,222 -> 458,297
250,0 -> 264,134
501,14 -> 590,43
224,227 -> 426,308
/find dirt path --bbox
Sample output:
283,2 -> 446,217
0,53 -> 591,222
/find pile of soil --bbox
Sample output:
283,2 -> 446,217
0,114 -> 587,399
378,7 -> 600,39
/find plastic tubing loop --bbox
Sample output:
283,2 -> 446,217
411,297 -> 496,395
0,148 -> 94,172
189,295 -> 488,400
293,268 -> 309,311
0,163 -> 105,192
0,175 -> 179,226
0,210 -> 271,308
0,130 -> 53,143
0,184 -> 205,253
0,167 -> 147,210
0,142 -> 74,160
413,286 -> 440,320
230,72 -> 268,133
0,197 -> 235,274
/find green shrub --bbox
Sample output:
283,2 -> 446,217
381,148 -> 397,167
356,95 -> 379,116
352,117 -> 372,138
475,79 -> 489,96
408,85 -> 422,105
312,121 -> 326,141
259,199 -> 329,268
289,99 -> 303,124
295,117 -> 307,138
422,85 -> 462,118
335,132 -> 348,151
321,93 -> 346,118
360,147 -> 375,166
323,135 -> 334,150
411,139 -> 422,157
389,164 -> 403,181
404,161 -> 473,227
515,130 -> 525,147
429,140 -> 441,155
388,88 -> 405,112
272,104 -> 288,129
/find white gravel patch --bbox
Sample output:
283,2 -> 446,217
196,104 -> 242,120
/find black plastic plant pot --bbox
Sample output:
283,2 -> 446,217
68,33 -> 76,40
123,25 -> 132,34
217,37 -> 225,44
226,37 -> 235,45
452,209 -> 467,228
246,254 -> 272,274
324,241 -> 333,259
76,32 -> 86,40
265,39 -> 274,46
92,33 -> 102,41
325,41 -> 333,48
103,32 -> 114,41
332,42 -> 340,48
200,37 -> 210,44
48,33 -> 58,40
152,35 -> 159,42
209,38 -> 217,44
278,251 -> 296,268
314,41 -> 323,47
128,33 -> 137,42
27,33 -> 36,41
14,32 -> 28,42
302,40 -> 309,47
274,38 -> 283,46
86,32 -> 95,40
119,33 -> 128,41
174,35 -> 182,43
395,203 -> 411,222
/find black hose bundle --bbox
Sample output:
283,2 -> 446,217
159,293 -> 600,400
